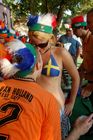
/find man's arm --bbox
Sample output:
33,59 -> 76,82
76,40 -> 82,59
65,114 -> 93,140
65,128 -> 80,140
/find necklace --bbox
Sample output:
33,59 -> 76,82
13,76 -> 36,82
42,47 -> 50,54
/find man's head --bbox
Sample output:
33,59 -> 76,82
64,24 -> 73,37
66,29 -> 73,37
0,39 -> 43,79
87,8 -> 93,34
71,16 -> 87,37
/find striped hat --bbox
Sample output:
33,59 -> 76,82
0,39 -> 37,78
27,13 -> 57,34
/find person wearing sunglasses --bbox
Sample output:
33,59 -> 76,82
27,14 -> 80,139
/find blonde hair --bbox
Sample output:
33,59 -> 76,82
28,31 -> 56,45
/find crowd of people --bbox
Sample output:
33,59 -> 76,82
0,7 -> 93,140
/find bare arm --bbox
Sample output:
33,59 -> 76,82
61,47 -> 80,115
76,46 -> 82,60
65,114 -> 93,140
65,128 -> 80,140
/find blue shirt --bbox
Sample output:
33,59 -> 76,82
59,34 -> 81,56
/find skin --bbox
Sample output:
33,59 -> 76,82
29,31 -> 80,116
87,12 -> 93,34
1,38 -> 92,140
66,29 -> 73,37
66,113 -> 93,140
28,31 -> 93,140
73,26 -> 93,98
72,27 -> 86,38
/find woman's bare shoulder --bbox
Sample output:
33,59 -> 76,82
55,45 -> 69,57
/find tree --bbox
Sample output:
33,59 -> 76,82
2,0 -> 93,26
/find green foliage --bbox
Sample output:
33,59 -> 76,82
2,0 -> 93,26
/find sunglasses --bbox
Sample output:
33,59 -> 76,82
36,41 -> 48,49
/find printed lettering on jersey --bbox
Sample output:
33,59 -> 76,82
0,102 -> 23,140
0,86 -> 33,102
0,102 -> 22,127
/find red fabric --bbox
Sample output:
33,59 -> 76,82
71,16 -> 84,24
21,37 -> 27,43
0,20 -> 5,29
65,24 -> 72,30
69,25 -> 72,28
5,36 -> 14,42
16,31 -> 20,37
52,16 -> 57,28
5,53 -> 12,61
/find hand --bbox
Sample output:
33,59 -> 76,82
73,114 -> 93,136
65,101 -> 73,116
81,85 -> 92,98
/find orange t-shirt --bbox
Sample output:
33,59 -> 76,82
0,79 -> 61,140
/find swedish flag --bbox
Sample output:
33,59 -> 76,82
42,54 -> 60,77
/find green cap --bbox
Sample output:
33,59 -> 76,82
72,22 -> 87,28
29,23 -> 53,34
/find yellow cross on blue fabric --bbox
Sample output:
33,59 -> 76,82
42,54 -> 60,77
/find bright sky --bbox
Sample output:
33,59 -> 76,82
64,10 -> 72,16
14,0 -> 21,4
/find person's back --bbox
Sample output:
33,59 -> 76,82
0,79 -> 61,140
